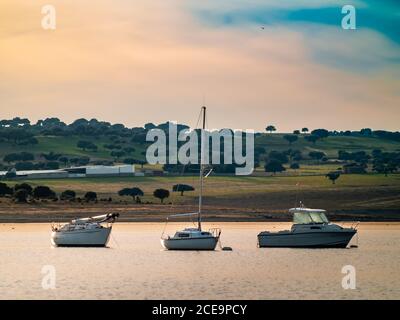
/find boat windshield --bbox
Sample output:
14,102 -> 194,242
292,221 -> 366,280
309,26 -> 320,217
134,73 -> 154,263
293,212 -> 329,224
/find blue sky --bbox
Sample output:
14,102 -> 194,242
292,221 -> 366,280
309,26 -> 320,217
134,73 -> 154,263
191,0 -> 400,72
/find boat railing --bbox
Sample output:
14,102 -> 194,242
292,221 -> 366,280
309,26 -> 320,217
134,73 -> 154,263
209,228 -> 221,238
350,221 -> 360,230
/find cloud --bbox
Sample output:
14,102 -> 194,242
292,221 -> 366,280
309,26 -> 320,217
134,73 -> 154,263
0,0 -> 399,132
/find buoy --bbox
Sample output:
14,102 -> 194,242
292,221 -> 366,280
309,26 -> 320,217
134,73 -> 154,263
222,247 -> 233,251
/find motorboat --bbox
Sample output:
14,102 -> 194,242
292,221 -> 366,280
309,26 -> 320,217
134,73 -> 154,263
161,106 -> 221,250
258,205 -> 357,248
51,213 -> 119,247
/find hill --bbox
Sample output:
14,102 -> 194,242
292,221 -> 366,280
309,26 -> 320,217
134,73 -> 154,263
0,133 -> 399,171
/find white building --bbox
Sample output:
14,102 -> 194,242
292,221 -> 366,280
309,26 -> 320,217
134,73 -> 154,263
65,165 -> 135,177
0,165 -> 135,180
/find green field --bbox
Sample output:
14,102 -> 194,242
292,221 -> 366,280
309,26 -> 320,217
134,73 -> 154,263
255,134 -> 400,157
0,135 -> 147,163
1,133 -> 399,165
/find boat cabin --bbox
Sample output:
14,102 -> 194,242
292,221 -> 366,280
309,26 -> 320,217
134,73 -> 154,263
173,228 -> 212,239
289,208 -> 330,225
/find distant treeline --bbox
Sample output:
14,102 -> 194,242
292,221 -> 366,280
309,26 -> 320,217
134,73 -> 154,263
0,117 -> 190,146
0,182 -> 195,204
0,117 -> 399,146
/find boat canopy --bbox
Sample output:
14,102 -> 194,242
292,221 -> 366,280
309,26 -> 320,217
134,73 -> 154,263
72,213 -> 119,224
289,208 -> 329,224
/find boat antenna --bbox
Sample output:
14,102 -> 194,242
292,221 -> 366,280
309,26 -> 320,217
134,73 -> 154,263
198,105 -> 206,231
294,181 -> 300,208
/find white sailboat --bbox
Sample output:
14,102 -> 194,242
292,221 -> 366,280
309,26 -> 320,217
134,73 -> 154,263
51,213 -> 119,247
161,106 -> 221,250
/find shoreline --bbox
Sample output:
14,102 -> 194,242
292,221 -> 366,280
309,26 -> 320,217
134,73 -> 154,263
1,203 -> 398,223
2,214 -> 400,223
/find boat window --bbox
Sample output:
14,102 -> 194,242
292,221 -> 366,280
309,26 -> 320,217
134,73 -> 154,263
309,212 -> 324,223
293,212 -> 313,224
201,232 -> 209,236
177,233 -> 189,238
310,212 -> 329,223
294,212 -> 329,224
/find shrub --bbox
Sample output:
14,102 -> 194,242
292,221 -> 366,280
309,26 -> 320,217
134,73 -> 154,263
84,191 -> 97,201
153,189 -> 170,203
60,190 -> 76,201
33,186 -> 56,199
172,184 -> 195,196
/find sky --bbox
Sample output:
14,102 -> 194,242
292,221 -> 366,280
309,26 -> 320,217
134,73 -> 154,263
0,0 -> 399,132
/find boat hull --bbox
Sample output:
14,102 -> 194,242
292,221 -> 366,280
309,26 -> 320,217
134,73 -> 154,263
51,227 -> 112,247
161,236 -> 219,250
257,230 -> 356,248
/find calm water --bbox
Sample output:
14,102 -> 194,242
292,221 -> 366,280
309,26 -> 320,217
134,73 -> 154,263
0,222 -> 399,299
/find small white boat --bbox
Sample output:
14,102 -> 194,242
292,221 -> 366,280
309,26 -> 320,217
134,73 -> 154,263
51,213 -> 119,247
161,106 -> 221,251
161,227 -> 221,250
258,206 -> 357,248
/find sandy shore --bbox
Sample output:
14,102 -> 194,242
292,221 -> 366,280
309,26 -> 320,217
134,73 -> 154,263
0,202 -> 399,223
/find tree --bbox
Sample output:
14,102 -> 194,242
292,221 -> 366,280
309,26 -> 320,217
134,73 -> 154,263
293,130 -> 300,135
59,156 -> 69,166
3,152 -> 33,163
15,162 -> 35,170
360,128 -> 372,136
264,160 -> 286,174
290,163 -> 300,170
84,191 -> 97,202
0,183 -> 13,197
41,152 -> 61,161
301,128 -> 309,134
3,153 -> 18,163
172,184 -> 195,196
265,125 -> 276,133
14,189 -> 29,203
153,188 -> 170,203
311,129 -> 329,139
373,162 -> 394,177
304,135 -> 319,144
123,147 -> 135,154
268,151 -> 289,164
111,151 -> 125,161
60,190 -> 76,201
283,134 -> 298,145
326,171 -> 341,184
45,161 -> 60,170
118,187 -> 144,202
144,123 -> 157,130
309,151 -> 326,161
14,183 -> 33,195
33,186 -> 56,199
77,140 -> 97,151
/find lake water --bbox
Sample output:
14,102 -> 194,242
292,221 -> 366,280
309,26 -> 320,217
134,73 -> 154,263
1,222 -> 399,299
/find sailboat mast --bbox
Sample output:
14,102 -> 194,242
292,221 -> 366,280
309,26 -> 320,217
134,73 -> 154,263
198,106 -> 206,231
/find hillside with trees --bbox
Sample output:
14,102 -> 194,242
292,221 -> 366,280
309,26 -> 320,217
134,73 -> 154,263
0,117 -> 399,176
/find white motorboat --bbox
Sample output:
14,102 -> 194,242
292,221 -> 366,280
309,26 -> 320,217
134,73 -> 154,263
51,213 -> 119,247
258,206 -> 357,248
161,106 -> 221,250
